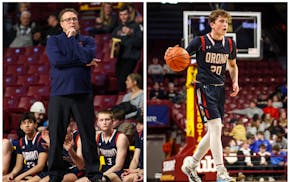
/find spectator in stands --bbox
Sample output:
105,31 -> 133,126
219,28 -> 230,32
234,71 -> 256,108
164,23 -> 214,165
223,146 -> 238,170
45,8 -> 102,182
246,114 -> 259,136
7,10 -> 41,48
149,82 -> 166,100
229,100 -> 264,119
256,144 -> 271,166
270,145 -> 286,172
267,119 -> 285,137
121,73 -> 143,119
3,113 -> 48,182
148,57 -> 164,83
77,110 -> 130,182
256,92 -> 268,109
163,63 -> 175,82
258,113 -> 272,133
263,99 -> 280,119
88,3 -> 118,36
237,141 -> 254,168
112,5 -> 143,92
121,116 -> 144,182
29,101 -> 47,132
230,119 -> 247,145
41,13 -> 62,45
279,109 -> 287,128
272,134 -> 287,152
40,119 -> 85,182
228,139 -> 239,153
254,144 -> 272,182
221,127 -> 235,148
164,82 -> 181,104
250,131 -> 272,153
272,94 -> 283,109
125,3 -> 143,25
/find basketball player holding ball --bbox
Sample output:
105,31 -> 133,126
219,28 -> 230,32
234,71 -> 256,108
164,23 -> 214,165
165,9 -> 239,182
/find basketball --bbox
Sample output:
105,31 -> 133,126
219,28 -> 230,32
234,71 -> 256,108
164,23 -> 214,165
164,46 -> 191,72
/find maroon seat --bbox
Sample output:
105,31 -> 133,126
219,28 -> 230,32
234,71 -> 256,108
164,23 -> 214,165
24,45 -> 45,56
27,85 -> 50,97
91,73 -> 107,89
18,54 -> 40,65
16,74 -> 39,85
115,94 -> 125,105
94,95 -> 117,110
18,96 -> 37,111
38,74 -> 50,85
4,55 -> 19,65
3,96 -> 19,109
27,63 -> 50,74
4,86 -> 27,97
5,64 -> 28,75
4,75 -> 17,86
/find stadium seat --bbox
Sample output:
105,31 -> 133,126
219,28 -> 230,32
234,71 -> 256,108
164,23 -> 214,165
4,55 -> 19,65
115,94 -> 125,105
5,64 -> 28,75
3,96 -> 19,109
18,96 -> 37,111
10,112 -> 23,132
24,45 -> 45,56
27,85 -> 50,97
38,74 -> 50,85
27,63 -> 50,74
4,75 -> 17,86
16,74 -> 39,85
93,95 -> 117,110
4,47 -> 25,57
91,73 -> 107,89
18,54 -> 40,65
4,86 -> 27,97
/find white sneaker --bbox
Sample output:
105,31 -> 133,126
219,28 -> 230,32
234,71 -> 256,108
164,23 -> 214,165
181,156 -> 202,182
259,177 -> 265,182
216,167 -> 236,182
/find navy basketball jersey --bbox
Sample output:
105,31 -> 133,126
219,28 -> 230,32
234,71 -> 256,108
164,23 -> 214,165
96,130 -> 130,172
62,130 -> 80,168
135,131 -> 143,169
16,132 -> 47,170
186,33 -> 237,84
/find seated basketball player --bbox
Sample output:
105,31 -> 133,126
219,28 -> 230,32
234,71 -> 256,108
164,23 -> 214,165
76,110 -> 130,182
3,113 -> 48,182
39,118 -> 85,182
121,116 -> 144,182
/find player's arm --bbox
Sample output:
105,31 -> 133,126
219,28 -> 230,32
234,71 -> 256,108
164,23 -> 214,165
104,133 -> 129,175
14,152 -> 48,181
227,58 -> 239,97
6,154 -> 24,180
129,148 -> 141,169
66,134 -> 85,170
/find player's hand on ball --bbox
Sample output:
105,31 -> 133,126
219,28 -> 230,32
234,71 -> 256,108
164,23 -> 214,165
165,45 -> 179,55
230,82 -> 239,97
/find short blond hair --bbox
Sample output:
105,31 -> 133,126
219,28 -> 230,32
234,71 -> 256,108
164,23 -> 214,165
208,9 -> 231,23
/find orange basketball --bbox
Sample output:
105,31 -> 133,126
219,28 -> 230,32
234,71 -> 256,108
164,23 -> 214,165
164,46 -> 190,72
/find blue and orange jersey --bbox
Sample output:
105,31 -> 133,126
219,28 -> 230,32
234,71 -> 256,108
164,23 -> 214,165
96,130 -> 130,172
62,130 -> 80,168
186,33 -> 237,85
16,132 -> 47,170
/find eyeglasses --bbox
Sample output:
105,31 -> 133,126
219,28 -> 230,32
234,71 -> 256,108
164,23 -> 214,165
61,17 -> 78,22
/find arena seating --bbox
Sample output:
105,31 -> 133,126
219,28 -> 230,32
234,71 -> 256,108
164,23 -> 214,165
148,59 -> 287,131
3,29 -> 131,137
